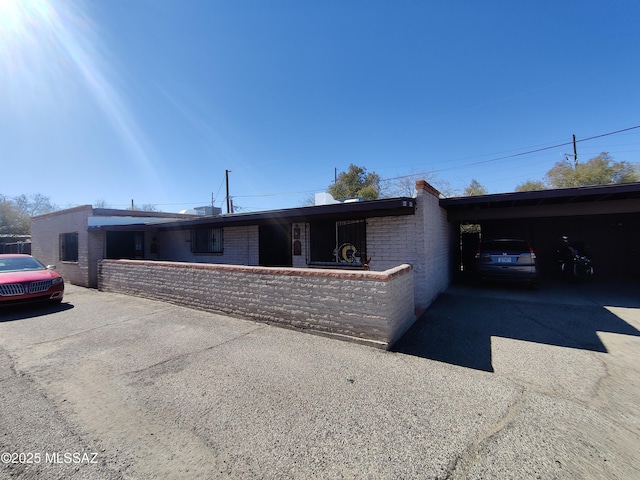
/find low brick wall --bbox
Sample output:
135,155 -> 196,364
98,260 -> 416,349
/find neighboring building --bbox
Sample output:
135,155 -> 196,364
0,234 -> 31,254
31,181 -> 453,310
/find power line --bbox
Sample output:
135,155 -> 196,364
106,125 -> 640,209
381,125 -> 640,182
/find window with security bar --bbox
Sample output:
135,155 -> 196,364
59,232 -> 79,262
309,219 -> 366,266
190,227 -> 223,254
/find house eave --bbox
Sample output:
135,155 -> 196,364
88,197 -> 416,232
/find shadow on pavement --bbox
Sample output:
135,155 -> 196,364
393,282 -> 640,372
0,302 -> 74,322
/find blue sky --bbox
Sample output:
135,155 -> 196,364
2,0 -> 639,213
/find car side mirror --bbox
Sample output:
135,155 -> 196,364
46,265 -> 57,270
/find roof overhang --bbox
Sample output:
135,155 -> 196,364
89,197 -> 416,232
440,182 -> 640,221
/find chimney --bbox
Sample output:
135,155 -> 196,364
415,180 -> 441,198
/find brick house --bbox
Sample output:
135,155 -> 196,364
31,181 -> 452,311
30,206 -> 199,288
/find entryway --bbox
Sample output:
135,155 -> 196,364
259,224 -> 292,267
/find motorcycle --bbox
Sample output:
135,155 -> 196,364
557,236 -> 594,280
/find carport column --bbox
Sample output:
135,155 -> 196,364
414,180 -> 451,309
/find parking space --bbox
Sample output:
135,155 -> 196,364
443,183 -> 640,281
396,278 -> 640,370
1,282 -> 639,478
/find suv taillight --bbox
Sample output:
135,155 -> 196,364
529,245 -> 536,260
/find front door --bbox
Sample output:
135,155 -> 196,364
259,224 -> 292,267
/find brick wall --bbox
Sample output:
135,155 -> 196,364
98,260 -> 415,349
156,226 -> 259,265
366,182 -> 452,309
415,181 -> 452,308
31,205 -> 95,287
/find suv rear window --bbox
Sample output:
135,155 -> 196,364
480,240 -> 530,252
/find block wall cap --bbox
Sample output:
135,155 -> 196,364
99,259 -> 413,282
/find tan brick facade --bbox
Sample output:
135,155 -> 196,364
98,260 -> 415,349
32,182 -> 455,346
31,205 -> 97,287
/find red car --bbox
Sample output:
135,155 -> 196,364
0,254 -> 64,306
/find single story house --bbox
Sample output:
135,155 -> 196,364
31,180 -> 452,311
30,180 -> 640,347
30,181 -> 450,348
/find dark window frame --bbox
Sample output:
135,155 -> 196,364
190,227 -> 223,254
59,232 -> 79,262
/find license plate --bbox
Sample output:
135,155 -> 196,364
497,257 -> 513,263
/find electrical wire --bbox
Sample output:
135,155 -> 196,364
104,125 -> 640,208
381,125 -> 640,181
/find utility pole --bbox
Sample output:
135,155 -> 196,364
225,169 -> 231,214
572,134 -> 578,167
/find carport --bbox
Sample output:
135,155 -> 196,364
441,182 -> 640,279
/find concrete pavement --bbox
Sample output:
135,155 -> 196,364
1,280 -> 639,479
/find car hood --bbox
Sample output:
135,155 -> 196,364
0,269 -> 62,283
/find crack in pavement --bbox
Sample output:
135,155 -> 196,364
443,385 -> 527,480
125,324 -> 268,377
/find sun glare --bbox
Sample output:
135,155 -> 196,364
0,0 -> 54,46
0,0 -> 160,184
0,0 -> 26,30
0,0 -> 68,98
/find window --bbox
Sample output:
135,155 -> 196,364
190,227 -> 223,254
309,219 -> 366,266
59,232 -> 79,262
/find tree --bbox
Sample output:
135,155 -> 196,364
381,169 -> 456,198
13,193 -> 57,217
515,180 -> 548,192
138,204 -> 159,212
0,193 -> 57,235
545,152 -> 639,188
0,196 -> 29,234
328,164 -> 380,200
93,199 -> 111,208
464,179 -> 488,196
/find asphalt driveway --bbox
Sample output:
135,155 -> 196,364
1,280 -> 639,479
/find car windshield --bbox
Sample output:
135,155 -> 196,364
0,257 -> 46,273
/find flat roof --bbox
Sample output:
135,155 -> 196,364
440,182 -> 640,211
88,197 -> 416,232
